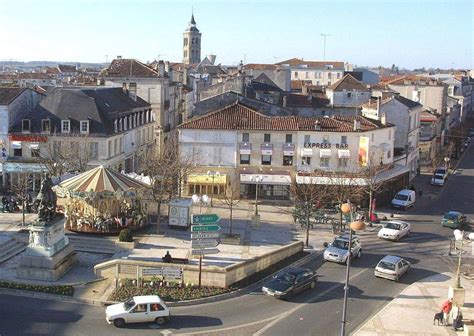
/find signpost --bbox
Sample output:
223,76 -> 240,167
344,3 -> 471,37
190,213 -> 222,287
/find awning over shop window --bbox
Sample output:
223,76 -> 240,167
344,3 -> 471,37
338,149 -> 350,158
30,142 -> 39,149
301,148 -> 313,157
319,149 -> 332,158
240,174 -> 291,185
12,141 -> 21,149
187,174 -> 228,184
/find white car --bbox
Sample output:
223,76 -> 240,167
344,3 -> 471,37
377,220 -> 411,241
431,173 -> 446,186
106,295 -> 170,328
375,255 -> 411,281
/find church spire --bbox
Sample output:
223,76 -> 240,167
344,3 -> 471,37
190,13 -> 196,25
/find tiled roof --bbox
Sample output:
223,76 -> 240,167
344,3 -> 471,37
291,80 -> 313,90
420,110 -> 439,122
58,64 -> 77,72
276,58 -> 345,69
284,93 -> 329,107
179,102 -> 386,132
43,67 -> 61,75
394,95 -> 422,109
382,75 -> 442,86
243,64 -> 280,71
327,74 -> 368,91
18,73 -> 53,79
100,58 -> 160,78
0,87 -> 26,105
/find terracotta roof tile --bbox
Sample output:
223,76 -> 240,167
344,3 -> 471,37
276,58 -> 345,69
327,74 -> 368,91
0,87 -> 26,105
243,64 -> 280,71
100,58 -> 160,78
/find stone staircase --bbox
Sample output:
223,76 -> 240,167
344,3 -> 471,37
0,236 -> 27,263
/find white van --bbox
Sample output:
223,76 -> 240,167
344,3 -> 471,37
391,189 -> 416,210
106,295 -> 170,328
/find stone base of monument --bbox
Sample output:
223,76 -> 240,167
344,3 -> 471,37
16,217 -> 77,281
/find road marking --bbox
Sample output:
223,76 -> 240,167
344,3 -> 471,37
254,267 -> 369,335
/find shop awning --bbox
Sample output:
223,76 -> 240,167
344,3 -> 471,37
187,174 -> 228,184
12,141 -> 21,149
338,149 -> 350,158
319,149 -> 332,158
240,174 -> 291,185
30,142 -> 39,149
301,148 -> 313,157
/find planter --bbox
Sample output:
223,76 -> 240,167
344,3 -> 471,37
449,285 -> 466,307
464,322 -> 474,336
115,239 -> 138,253
251,214 -> 260,227
221,233 -> 241,245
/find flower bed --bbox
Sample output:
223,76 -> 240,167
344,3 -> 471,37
0,280 -> 74,296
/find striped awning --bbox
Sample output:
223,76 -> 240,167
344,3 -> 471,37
54,166 -> 148,197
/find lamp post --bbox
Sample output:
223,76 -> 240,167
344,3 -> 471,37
444,156 -> 450,170
340,201 -> 366,336
207,170 -> 220,207
253,175 -> 263,216
191,194 -> 209,214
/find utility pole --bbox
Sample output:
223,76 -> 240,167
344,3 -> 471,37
321,33 -> 331,61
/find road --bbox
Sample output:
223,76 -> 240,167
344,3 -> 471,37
1,143 -> 472,336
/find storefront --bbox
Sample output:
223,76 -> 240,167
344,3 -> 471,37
186,173 -> 228,197
240,173 -> 291,200
2,162 -> 47,192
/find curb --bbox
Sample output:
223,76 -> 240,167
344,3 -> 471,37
0,287 -> 101,306
102,249 -> 323,307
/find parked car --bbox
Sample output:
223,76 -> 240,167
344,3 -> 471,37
431,173 -> 446,186
441,211 -> 467,229
377,220 -> 411,241
375,255 -> 411,281
391,189 -> 416,209
106,295 -> 170,328
262,267 -> 317,299
323,234 -> 362,264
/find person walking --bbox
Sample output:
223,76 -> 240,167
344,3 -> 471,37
441,298 -> 453,325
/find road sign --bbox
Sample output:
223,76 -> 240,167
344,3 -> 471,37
162,267 -> 183,281
191,232 -> 221,239
191,224 -> 221,232
142,267 -> 162,276
191,248 -> 220,255
191,239 -> 219,249
192,214 -> 220,224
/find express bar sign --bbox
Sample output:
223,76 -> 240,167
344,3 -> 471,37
9,134 -> 47,142
304,143 -> 349,149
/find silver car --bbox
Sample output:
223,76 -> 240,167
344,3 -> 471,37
323,234 -> 362,264
374,255 -> 411,281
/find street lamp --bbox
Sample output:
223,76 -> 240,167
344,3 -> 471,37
444,156 -> 450,170
207,170 -> 220,207
340,201 -> 366,336
252,175 -> 263,216
191,194 -> 209,214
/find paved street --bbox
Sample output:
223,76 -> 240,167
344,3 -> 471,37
0,144 -> 472,336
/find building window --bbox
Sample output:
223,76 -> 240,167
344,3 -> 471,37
372,133 -> 374,141
302,156 -> 311,165
31,147 -> 40,158
261,155 -> 272,165
387,150 -> 391,159
242,133 -> 249,142
108,140 -> 112,157
341,136 -> 347,144
337,73 -> 341,79
347,92 -> 352,98
338,157 -> 348,167
320,157 -> 330,167
283,155 -> 293,166
42,119 -> 50,133
389,130 -> 392,140
294,72 -> 298,78
22,119 -> 30,132
328,72 -> 332,79
89,142 -> 98,159
285,134 -> 292,143
264,134 -> 271,143
80,120 -> 89,134
61,120 -> 70,133
14,148 -> 22,157
304,135 -> 310,145
323,135 -> 329,144
240,154 -> 250,164
305,72 -> 309,79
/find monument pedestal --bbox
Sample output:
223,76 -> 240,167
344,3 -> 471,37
16,217 -> 76,281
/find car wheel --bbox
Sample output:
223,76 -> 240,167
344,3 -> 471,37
113,318 -> 125,328
357,250 -> 362,258
395,275 -> 399,282
155,317 -> 167,325
396,235 -> 400,241
310,281 -> 315,289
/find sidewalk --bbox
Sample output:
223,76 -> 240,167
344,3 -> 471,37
354,273 -> 474,336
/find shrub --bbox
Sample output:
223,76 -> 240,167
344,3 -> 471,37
0,281 -> 73,296
118,229 -> 133,242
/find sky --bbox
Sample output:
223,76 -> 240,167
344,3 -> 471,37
0,0 -> 472,69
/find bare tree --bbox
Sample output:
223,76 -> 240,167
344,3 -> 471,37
359,153 -> 387,225
221,181 -> 240,236
290,172 -> 332,248
145,132 -> 197,233
8,173 -> 32,226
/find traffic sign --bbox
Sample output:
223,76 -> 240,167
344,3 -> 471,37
192,214 -> 220,224
191,248 -> 220,255
162,267 -> 183,281
191,224 -> 221,232
142,267 -> 162,276
191,239 -> 219,249
191,232 -> 221,239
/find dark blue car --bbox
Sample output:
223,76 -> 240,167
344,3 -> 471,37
262,267 -> 317,299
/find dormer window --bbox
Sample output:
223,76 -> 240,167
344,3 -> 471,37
22,119 -> 31,133
80,120 -> 89,134
61,120 -> 70,133
41,119 -> 50,133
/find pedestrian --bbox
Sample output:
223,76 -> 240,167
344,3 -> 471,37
441,298 -> 453,325
163,251 -> 172,263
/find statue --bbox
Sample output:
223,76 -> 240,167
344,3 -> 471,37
36,173 -> 57,222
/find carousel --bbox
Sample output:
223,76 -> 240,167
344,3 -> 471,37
54,166 -> 151,234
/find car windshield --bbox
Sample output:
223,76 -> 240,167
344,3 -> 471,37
332,239 -> 349,250
434,174 -> 444,179
444,212 -> 459,220
435,169 -> 446,174
394,194 -> 408,201
384,222 -> 401,230
124,299 -> 135,310
274,272 -> 295,283
378,261 -> 396,270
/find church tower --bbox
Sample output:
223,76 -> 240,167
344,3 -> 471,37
183,14 -> 201,65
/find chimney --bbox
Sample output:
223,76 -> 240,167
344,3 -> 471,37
182,67 -> 188,85
128,82 -> 137,101
158,60 -> 165,77
381,112 -> 387,125
164,61 -> 170,72
353,119 -> 361,131
117,56 -> 122,60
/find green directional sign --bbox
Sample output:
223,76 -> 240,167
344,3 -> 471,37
192,214 -> 220,224
191,224 -> 221,232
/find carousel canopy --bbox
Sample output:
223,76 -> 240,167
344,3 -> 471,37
54,166 -> 149,198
